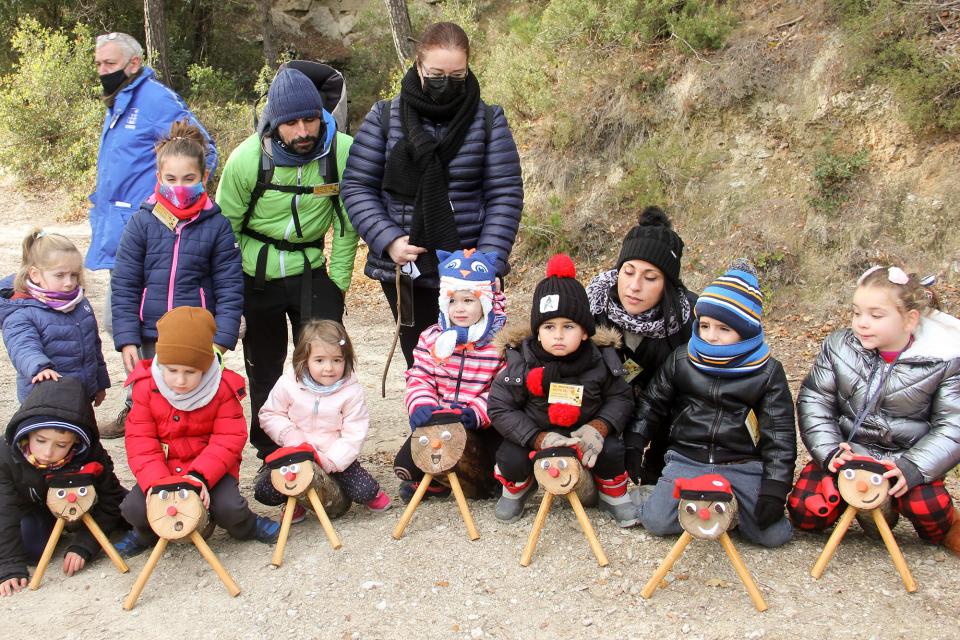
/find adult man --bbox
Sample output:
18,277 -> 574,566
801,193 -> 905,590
90,32 -> 217,438
217,67 -> 358,459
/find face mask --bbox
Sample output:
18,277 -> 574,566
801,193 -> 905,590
99,68 -> 128,96
159,183 -> 205,209
423,75 -> 466,105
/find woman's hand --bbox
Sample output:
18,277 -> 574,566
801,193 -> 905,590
387,236 -> 427,266
63,551 -> 86,576
121,344 -> 140,374
31,368 -> 61,384
0,577 -> 27,596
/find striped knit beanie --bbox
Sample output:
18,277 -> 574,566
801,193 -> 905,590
694,259 -> 763,339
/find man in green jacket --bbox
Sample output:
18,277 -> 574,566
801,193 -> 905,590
217,67 -> 359,459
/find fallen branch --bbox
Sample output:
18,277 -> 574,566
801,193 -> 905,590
775,15 -> 805,30
671,32 -> 717,66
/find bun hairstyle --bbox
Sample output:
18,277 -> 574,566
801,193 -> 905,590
155,118 -> 207,175
15,227 -> 83,292
616,205 -> 685,284
857,266 -> 941,316
636,205 -> 673,229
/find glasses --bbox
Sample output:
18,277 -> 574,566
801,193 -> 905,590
420,66 -> 468,80
96,32 -> 120,44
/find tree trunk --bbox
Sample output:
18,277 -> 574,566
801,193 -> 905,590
143,0 -> 171,82
259,0 -> 277,67
383,0 -> 415,65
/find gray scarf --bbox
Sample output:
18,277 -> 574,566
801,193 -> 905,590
151,356 -> 223,411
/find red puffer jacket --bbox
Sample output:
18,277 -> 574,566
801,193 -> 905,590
124,359 -> 248,492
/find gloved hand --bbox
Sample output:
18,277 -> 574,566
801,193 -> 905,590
623,431 -> 648,484
450,403 -> 480,430
754,494 -> 786,530
409,405 -> 442,430
539,432 -> 579,450
571,424 -> 604,469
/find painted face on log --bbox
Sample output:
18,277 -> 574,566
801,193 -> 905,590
47,483 -> 96,522
147,481 -> 206,540
678,497 -> 737,540
837,457 -> 891,510
533,454 -> 581,495
271,462 -> 316,497
411,422 -> 466,474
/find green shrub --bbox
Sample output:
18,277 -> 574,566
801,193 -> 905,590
187,64 -> 242,103
809,148 -> 869,214
0,18 -> 100,193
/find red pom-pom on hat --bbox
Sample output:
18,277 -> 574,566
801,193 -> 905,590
548,403 -> 581,427
526,367 -> 545,396
546,254 -> 577,279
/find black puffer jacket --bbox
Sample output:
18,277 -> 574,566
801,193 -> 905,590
629,345 -> 797,499
0,378 -> 127,582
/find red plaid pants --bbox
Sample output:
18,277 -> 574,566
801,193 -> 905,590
787,461 -> 956,543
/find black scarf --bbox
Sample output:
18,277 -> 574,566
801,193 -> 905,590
381,65 -> 481,274
529,339 -> 595,391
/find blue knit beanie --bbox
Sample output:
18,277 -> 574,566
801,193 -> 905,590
694,259 -> 763,339
265,68 -> 323,132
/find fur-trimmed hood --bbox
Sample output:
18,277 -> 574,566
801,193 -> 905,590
495,322 -> 622,356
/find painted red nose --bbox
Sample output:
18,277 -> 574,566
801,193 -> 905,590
856,480 -> 868,493
548,468 -> 560,478
698,507 -> 711,521
166,506 -> 178,516
285,472 -> 297,482
66,493 -> 78,503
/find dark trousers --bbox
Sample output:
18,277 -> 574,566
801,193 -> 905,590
495,433 -> 626,483
121,475 -> 257,543
21,508 -> 56,563
243,269 -> 345,458
379,280 -> 440,369
253,460 -> 381,505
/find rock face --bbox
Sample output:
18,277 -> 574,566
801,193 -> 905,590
273,0 -> 376,43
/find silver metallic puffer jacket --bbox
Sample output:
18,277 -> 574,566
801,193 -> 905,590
797,311 -> 960,487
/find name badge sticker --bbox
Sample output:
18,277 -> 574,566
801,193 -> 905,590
152,203 -> 179,231
622,358 -> 644,384
548,383 -> 584,407
313,183 -> 340,197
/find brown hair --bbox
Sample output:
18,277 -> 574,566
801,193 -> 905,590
857,266 -> 941,316
15,228 -> 84,292
292,320 -> 355,383
416,22 -> 470,63
155,118 -> 207,175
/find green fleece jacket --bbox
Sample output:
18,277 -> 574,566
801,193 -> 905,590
216,131 -> 358,291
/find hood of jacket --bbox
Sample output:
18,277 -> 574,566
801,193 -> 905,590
5,377 -> 100,449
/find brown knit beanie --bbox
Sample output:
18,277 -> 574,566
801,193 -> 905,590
155,307 -> 216,370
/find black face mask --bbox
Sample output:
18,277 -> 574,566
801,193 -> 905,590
423,75 -> 466,105
99,68 -> 128,96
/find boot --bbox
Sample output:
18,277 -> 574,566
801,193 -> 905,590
596,473 -> 638,527
943,517 -> 960,556
494,479 -> 535,523
99,406 -> 129,440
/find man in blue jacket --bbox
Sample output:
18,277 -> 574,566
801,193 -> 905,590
90,32 -> 217,437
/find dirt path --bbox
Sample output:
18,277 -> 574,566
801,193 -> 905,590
1,179 -> 958,640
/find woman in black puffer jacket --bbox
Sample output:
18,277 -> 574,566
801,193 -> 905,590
341,22 -> 523,368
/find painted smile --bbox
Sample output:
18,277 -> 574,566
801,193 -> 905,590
861,493 -> 880,504
559,477 -> 573,488
284,482 -> 298,491
697,521 -> 720,536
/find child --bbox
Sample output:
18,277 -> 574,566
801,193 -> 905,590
488,254 -> 636,525
630,260 -> 797,547
788,266 -> 960,553
109,119 -> 242,437
254,320 -> 390,519
0,229 -> 110,404
394,249 -> 506,502
0,377 -> 126,596
115,306 -> 279,556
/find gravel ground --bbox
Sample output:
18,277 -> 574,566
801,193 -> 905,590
1,182 -> 958,640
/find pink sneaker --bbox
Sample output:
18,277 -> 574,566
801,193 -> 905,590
283,502 -> 307,524
366,490 -> 392,512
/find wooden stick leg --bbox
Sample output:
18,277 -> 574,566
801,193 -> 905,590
640,532 -> 693,599
190,531 -> 240,597
447,471 -> 480,541
567,491 -> 608,567
520,492 -> 555,567
271,496 -> 298,567
392,473 -> 433,540
123,538 -> 168,610
811,505 -> 857,579
28,517 -> 66,590
81,513 -> 128,574
306,488 -> 342,550
872,508 -> 918,593
719,532 -> 768,612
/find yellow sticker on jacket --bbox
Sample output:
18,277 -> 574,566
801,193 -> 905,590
548,383 -> 584,407
152,202 -> 179,231
745,410 -> 760,446
313,183 -> 340,197
622,358 -> 644,383
161,442 -> 170,459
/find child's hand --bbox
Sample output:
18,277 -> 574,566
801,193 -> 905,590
63,551 -> 86,576
94,389 -> 106,407
121,345 -> 140,373
0,577 -> 27,596
827,442 -> 855,473
185,475 -> 210,509
31,368 -> 61,384
409,405 -> 442,430
882,463 -> 909,498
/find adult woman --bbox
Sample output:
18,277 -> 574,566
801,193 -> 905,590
341,21 -> 523,368
586,206 -> 697,485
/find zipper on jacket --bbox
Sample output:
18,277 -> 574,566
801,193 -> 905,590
707,377 -> 722,464
452,350 -> 468,402
139,287 -> 147,322
167,216 -> 199,311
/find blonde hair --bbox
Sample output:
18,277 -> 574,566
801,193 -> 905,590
857,266 -> 941,316
15,228 -> 84,292
292,320 -> 355,383
155,119 -> 207,176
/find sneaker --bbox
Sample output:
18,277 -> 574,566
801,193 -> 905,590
366,490 -> 393,512
254,515 -> 281,544
115,530 -> 149,558
282,502 -> 307,524
99,407 -> 129,440
494,481 -> 535,523
399,481 -> 451,504
598,493 -> 639,527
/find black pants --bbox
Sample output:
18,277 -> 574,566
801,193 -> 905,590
379,280 -> 440,370
243,269 -> 345,459
495,434 -> 626,482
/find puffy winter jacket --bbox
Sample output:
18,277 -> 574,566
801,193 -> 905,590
111,196 -> 243,351
124,360 -> 247,492
629,346 -> 797,499
341,98 -> 523,287
0,281 -> 110,402
0,377 -> 127,581
87,67 -> 217,271
798,311 -> 960,488
488,325 -> 634,448
259,370 -> 369,473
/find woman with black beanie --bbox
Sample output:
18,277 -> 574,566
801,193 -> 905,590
586,206 -> 697,485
